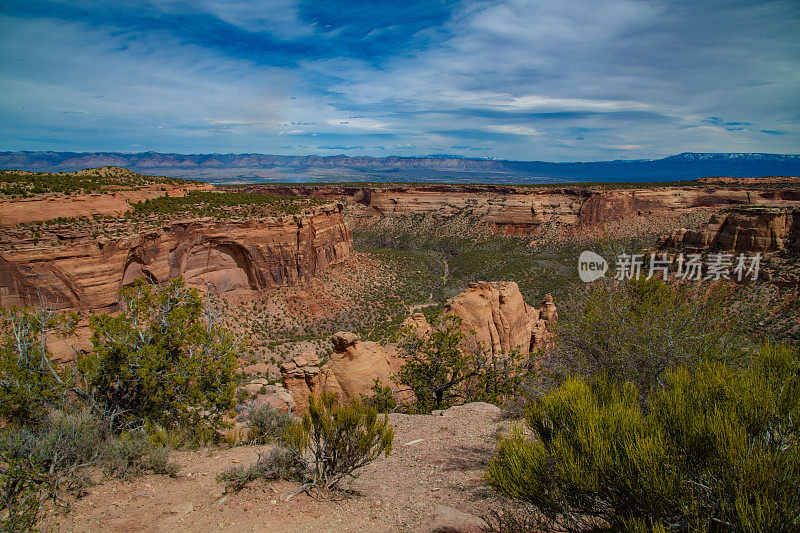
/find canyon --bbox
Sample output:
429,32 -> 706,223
237,180 -> 800,234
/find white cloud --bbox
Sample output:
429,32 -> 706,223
487,125 -> 541,136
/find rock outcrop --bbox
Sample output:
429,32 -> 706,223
281,332 -> 406,413
281,285 -> 555,412
0,204 -> 353,310
240,183 -> 800,234
442,281 -> 556,356
664,208 -> 800,253
400,312 -> 432,337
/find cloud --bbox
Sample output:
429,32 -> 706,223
487,125 -> 542,136
0,0 -> 798,159
316,145 -> 364,150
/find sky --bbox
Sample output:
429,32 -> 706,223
0,0 -> 799,161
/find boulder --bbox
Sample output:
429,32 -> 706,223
258,385 -> 295,412
280,353 -> 346,413
242,361 -> 269,376
328,333 -> 396,401
282,333 -> 408,413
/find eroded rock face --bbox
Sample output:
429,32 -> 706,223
240,183 -> 800,234
665,208 -> 800,253
0,204 -> 353,310
281,332 -> 406,413
443,281 -> 556,356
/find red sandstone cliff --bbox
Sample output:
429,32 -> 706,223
237,183 -> 800,233
0,204 -> 353,310
664,207 -> 800,253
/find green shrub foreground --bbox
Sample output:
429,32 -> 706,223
487,343 -> 800,532
284,392 -> 394,491
1,278 -> 238,530
218,393 -> 394,494
543,277 -> 758,402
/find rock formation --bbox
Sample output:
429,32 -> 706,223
281,285 -> 555,411
664,208 -> 800,253
0,204 -> 353,310
400,312 -> 432,337
281,332 -> 407,413
240,379 -> 295,413
442,281 -> 556,356
239,182 -> 800,234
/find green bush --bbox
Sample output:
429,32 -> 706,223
284,392 -> 394,490
360,378 -> 397,413
245,405 -> 293,445
217,447 -> 305,493
0,306 -> 79,426
80,278 -> 238,434
544,277 -> 757,400
0,452 -> 51,532
487,343 -> 800,532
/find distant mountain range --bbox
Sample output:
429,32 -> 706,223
1,151 -> 799,184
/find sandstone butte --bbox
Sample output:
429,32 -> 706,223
238,180 -> 800,235
281,281 -> 556,413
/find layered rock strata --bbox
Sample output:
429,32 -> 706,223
238,183 -> 800,233
0,204 -> 353,310
664,208 -> 800,253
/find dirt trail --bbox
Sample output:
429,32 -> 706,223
43,403 -> 510,532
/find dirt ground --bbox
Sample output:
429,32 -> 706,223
41,403 -> 512,532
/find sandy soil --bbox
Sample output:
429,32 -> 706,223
41,403 -> 511,532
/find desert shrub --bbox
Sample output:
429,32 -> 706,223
284,392 -> 394,490
101,433 -> 179,479
1,408 -> 106,500
146,423 -> 189,450
27,408 -> 106,474
217,447 -> 305,493
80,278 -> 238,434
245,405 -> 293,445
487,343 -> 800,532
0,452 -> 51,532
543,277 -> 757,400
360,378 -> 397,413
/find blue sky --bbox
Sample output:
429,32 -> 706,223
0,0 -> 798,161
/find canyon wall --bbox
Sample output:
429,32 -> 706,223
0,204 -> 353,311
238,183 -> 800,233
664,208 -> 800,253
